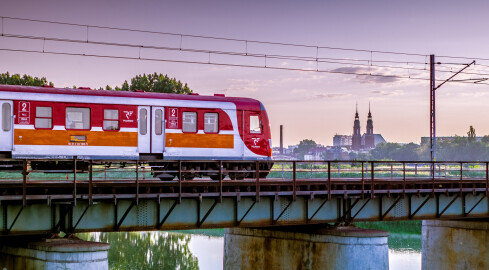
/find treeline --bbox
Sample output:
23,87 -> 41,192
353,128 -> 489,161
0,72 -> 192,94
104,73 -> 192,94
0,72 -> 54,87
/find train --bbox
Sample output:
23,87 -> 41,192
0,84 -> 273,180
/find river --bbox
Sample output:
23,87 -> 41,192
78,221 -> 421,269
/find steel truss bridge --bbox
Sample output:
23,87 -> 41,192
1,159 -> 489,236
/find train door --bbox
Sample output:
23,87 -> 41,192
0,100 -> 13,151
138,106 -> 151,153
244,111 -> 267,152
151,107 -> 165,153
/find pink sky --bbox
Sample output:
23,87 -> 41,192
2,0 -> 489,147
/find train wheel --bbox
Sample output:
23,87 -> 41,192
157,174 -> 176,181
209,174 -> 223,181
229,172 -> 246,180
182,173 -> 194,180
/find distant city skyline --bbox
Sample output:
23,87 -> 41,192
2,0 -> 489,146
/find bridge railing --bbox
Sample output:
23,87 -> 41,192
0,159 -> 488,204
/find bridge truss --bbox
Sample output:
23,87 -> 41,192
1,159 -> 489,235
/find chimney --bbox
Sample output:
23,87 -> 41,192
280,125 -> 283,154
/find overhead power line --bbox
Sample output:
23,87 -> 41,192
1,16 -> 488,85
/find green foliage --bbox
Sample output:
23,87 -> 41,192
123,73 -> 192,94
349,151 -> 371,160
371,142 -> 421,161
1,71 -> 192,95
294,139 -> 317,158
79,231 -> 199,270
355,220 -> 421,235
355,221 -> 422,251
468,125 -> 476,138
369,126 -> 489,161
0,72 -> 53,86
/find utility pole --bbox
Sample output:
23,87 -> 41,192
430,55 -> 436,162
429,54 -> 475,162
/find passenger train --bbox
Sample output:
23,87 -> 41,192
0,85 -> 272,179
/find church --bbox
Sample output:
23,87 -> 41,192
351,104 -> 386,151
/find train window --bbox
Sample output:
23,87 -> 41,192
66,107 -> 90,130
155,109 -> 163,135
250,115 -> 261,134
103,109 -> 119,130
139,108 -> 147,135
35,107 -> 52,129
204,113 -> 218,133
2,103 -> 11,131
182,112 -> 197,133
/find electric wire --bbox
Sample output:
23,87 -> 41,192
4,33 -> 489,78
1,16 -> 489,85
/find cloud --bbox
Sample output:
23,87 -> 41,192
369,90 -> 403,96
458,91 -> 489,98
330,66 -> 401,84
315,93 -> 351,99
358,75 -> 399,84
226,78 -> 276,92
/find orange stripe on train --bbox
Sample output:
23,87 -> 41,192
166,133 -> 234,149
14,129 -> 138,147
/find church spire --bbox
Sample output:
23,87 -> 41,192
368,101 -> 372,118
365,102 -> 375,148
352,103 -> 362,151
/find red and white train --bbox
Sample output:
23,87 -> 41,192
0,85 -> 272,179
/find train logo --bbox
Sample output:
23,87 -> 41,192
123,110 -> 134,122
124,111 -> 133,119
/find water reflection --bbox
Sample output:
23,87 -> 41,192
78,231 -> 199,270
78,222 -> 421,270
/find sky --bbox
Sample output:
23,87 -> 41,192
2,0 -> 489,147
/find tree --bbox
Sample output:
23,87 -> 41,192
370,142 -> 421,161
467,125 -> 476,143
80,232 -> 199,270
125,73 -> 192,94
0,72 -> 53,86
294,139 -> 317,158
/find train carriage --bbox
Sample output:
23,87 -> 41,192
0,85 -> 272,179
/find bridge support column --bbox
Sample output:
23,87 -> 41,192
224,226 -> 389,270
0,237 -> 110,270
422,220 -> 489,269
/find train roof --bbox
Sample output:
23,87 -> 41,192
0,84 -> 264,111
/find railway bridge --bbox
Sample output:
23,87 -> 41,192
1,159 -> 488,234
1,159 -> 489,268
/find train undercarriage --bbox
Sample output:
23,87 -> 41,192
0,157 -> 272,181
149,161 -> 273,180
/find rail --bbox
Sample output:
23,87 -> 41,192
0,159 -> 488,204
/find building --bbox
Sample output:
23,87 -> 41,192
352,105 -> 362,151
333,135 -> 352,147
335,104 -> 386,151
361,133 -> 386,147
364,103 -> 375,148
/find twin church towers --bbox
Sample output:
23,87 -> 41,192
352,103 -> 375,151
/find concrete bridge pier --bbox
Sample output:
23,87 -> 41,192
422,220 -> 489,269
0,236 -> 110,270
224,225 -> 389,270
